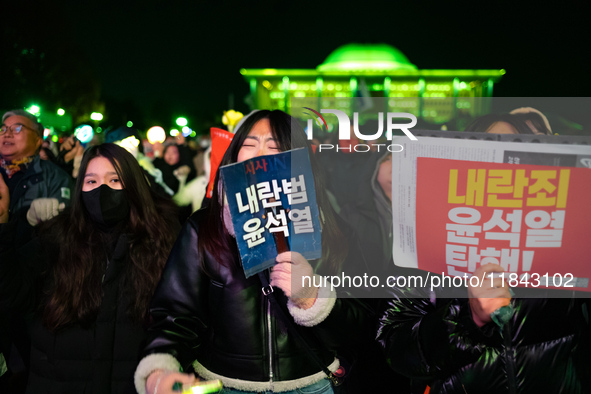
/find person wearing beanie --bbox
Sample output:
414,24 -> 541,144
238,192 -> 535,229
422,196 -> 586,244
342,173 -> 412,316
510,107 -> 553,135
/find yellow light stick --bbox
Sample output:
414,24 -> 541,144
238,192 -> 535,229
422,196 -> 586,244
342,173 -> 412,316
181,379 -> 223,394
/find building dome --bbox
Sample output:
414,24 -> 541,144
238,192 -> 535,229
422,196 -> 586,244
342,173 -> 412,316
317,43 -> 417,72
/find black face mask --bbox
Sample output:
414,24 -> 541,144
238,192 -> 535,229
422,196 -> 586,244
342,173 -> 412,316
82,184 -> 130,228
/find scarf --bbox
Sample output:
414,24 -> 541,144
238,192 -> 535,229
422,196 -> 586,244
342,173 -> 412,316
0,156 -> 35,179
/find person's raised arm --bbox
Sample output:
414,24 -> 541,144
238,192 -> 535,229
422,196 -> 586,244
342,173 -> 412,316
468,263 -> 511,327
377,275 -> 502,381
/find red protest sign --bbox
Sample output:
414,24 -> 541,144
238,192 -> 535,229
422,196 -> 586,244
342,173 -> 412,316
416,158 -> 591,291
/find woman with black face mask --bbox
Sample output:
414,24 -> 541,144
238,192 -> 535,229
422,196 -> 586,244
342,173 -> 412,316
0,143 -> 179,394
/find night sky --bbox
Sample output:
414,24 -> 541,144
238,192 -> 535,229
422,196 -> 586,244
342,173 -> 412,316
4,0 -> 590,131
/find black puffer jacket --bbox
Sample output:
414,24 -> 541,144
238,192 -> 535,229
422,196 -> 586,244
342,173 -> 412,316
142,208 -> 371,389
377,282 -> 591,394
0,220 -> 147,394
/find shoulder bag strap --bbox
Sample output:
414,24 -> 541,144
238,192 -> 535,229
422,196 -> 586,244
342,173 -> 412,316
258,272 -> 342,386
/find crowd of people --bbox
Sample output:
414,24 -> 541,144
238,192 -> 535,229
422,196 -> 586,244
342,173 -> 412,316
0,107 -> 589,394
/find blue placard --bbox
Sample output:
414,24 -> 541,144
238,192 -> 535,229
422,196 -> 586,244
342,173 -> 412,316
220,148 -> 322,278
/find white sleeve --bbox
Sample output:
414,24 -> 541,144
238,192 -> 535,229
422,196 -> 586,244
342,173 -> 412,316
134,353 -> 181,394
287,281 -> 337,327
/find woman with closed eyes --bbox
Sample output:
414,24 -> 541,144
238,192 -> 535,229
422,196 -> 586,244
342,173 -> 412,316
135,110 -> 372,394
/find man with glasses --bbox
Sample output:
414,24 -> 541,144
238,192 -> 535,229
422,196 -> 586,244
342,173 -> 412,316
0,109 -> 73,391
0,109 -> 72,227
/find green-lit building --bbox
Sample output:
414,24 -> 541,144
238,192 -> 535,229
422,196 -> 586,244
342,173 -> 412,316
241,43 -> 505,125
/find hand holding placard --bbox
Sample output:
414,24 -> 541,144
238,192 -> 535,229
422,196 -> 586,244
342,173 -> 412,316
468,263 -> 512,327
271,251 -> 318,310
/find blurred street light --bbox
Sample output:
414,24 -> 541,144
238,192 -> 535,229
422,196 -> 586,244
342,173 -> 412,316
147,126 -> 166,144
176,117 -> 188,127
57,108 -> 65,116
26,105 -> 40,115
90,112 -> 103,121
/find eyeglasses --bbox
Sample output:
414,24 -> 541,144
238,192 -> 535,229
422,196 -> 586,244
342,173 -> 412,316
0,123 -> 38,135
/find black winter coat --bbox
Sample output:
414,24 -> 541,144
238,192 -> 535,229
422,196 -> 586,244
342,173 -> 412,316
377,281 -> 591,394
0,219 -> 147,394
142,208 -> 372,389
338,151 -> 393,275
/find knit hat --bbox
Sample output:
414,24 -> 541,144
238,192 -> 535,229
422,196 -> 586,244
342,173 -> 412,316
510,107 -> 552,135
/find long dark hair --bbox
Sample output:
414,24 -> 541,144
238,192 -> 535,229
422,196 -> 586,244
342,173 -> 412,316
41,143 -> 178,331
199,110 -> 347,276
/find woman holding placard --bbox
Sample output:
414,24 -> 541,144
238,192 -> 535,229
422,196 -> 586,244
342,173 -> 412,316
135,110 -> 371,394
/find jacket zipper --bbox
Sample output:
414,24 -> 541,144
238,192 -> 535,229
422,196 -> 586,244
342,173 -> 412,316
102,258 -> 110,283
502,324 -> 517,394
267,297 -> 274,387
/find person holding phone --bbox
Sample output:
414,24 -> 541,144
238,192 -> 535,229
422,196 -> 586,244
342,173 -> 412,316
57,134 -> 85,179
134,110 -> 371,394
0,143 -> 179,393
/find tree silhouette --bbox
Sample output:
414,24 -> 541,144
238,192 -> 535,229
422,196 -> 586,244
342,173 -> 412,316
0,0 -> 102,123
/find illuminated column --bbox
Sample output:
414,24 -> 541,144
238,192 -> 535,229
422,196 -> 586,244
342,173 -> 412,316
282,76 -> 289,112
486,79 -> 494,97
418,78 -> 426,119
418,78 -> 425,97
316,77 -> 323,97
452,78 -> 460,119
384,77 -> 391,113
349,77 -> 357,95
316,77 -> 323,110
453,78 -> 460,97
250,78 -> 257,108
